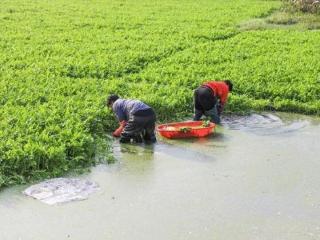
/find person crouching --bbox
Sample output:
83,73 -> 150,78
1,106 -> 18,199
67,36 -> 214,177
193,80 -> 233,124
106,94 -> 157,144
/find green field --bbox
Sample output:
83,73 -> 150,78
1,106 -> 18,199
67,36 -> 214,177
0,0 -> 319,187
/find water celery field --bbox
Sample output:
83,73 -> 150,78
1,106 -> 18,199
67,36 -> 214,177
0,0 -> 319,187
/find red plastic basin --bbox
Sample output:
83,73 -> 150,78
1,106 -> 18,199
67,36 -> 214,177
157,121 -> 215,139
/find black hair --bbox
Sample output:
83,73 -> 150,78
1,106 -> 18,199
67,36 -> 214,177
224,80 -> 233,92
106,94 -> 119,106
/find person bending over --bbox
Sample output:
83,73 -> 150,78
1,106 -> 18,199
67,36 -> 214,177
107,94 -> 157,143
193,80 -> 233,124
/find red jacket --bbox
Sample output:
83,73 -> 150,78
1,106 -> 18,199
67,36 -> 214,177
203,81 -> 229,106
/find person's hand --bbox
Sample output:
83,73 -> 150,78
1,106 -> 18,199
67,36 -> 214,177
112,129 -> 121,137
112,121 -> 127,137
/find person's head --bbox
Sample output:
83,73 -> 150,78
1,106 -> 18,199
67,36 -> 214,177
224,80 -> 233,92
106,94 -> 119,108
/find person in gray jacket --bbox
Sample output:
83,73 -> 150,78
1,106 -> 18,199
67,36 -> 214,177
107,94 -> 157,144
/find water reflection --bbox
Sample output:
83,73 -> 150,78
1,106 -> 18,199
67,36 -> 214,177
113,142 -> 156,179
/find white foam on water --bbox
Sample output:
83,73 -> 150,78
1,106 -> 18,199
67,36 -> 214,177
23,178 -> 99,205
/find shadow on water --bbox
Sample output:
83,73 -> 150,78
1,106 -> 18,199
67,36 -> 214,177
112,134 -> 229,163
114,142 -> 155,157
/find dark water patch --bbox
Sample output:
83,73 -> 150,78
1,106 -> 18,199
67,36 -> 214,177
113,141 -> 217,163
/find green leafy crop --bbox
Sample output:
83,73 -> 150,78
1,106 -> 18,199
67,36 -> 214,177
0,0 -> 319,187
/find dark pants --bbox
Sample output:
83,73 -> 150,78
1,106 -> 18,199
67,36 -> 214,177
120,109 -> 157,143
193,86 -> 221,124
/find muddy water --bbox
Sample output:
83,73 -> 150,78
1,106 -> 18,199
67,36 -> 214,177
1,113 -> 320,240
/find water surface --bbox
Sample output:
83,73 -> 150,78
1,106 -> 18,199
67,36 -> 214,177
1,113 -> 320,240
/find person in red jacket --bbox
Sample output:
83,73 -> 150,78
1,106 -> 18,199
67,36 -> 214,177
193,80 -> 233,124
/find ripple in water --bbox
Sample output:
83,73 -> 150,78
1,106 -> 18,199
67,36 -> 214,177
222,113 -> 309,135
